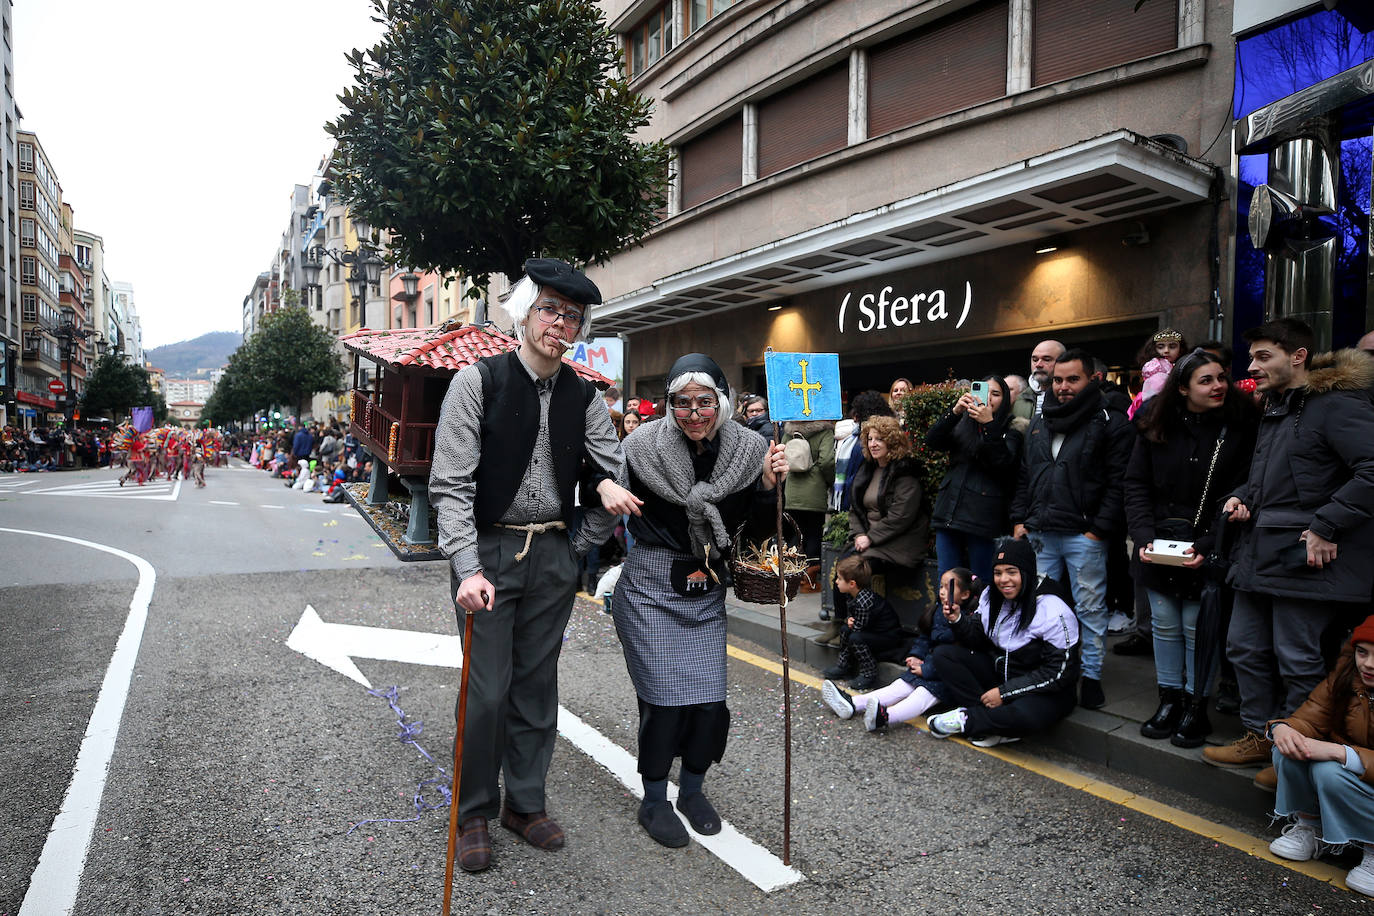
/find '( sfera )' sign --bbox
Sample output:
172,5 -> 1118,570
837,281 -> 972,333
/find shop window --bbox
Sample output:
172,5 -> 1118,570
868,1 -> 1008,138
678,115 -> 743,210
756,63 -> 849,179
1233,9 -> 1374,121
1032,0 -> 1176,87
626,2 -> 674,78
689,0 -> 736,35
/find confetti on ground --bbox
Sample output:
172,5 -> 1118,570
324,520 -> 338,527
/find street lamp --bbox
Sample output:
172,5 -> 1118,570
301,216 -> 386,324
50,311 -> 92,425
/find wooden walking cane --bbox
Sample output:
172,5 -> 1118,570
442,598 -> 479,916
773,421 -> 793,866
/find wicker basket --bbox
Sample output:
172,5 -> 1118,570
731,514 -> 806,605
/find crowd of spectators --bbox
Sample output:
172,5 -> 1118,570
244,419 -> 373,502
1,424 -> 115,472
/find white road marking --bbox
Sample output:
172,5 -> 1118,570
261,504 -> 284,509
24,478 -> 182,502
1,529 -> 155,916
0,477 -> 39,490
303,508 -> 329,514
209,500 -> 239,506
287,606 -> 803,892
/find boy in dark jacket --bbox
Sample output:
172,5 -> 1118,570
1205,319 -> 1374,772
822,555 -> 905,690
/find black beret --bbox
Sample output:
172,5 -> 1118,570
667,353 -> 729,393
523,258 -> 601,306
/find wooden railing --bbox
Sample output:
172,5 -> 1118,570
350,389 -> 437,472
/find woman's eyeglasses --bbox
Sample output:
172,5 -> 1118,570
670,397 -> 718,418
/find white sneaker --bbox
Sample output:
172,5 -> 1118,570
926,708 -> 967,738
1269,821 -> 1320,862
864,700 -> 888,732
971,735 -> 1021,748
1347,847 -> 1374,897
822,680 -> 855,719
1107,611 -> 1133,635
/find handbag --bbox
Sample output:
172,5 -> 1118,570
783,433 -> 814,473
1155,426 -> 1227,549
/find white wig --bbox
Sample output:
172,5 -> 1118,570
667,370 -> 735,436
498,276 -> 593,343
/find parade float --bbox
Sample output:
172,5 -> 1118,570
338,322 -> 612,560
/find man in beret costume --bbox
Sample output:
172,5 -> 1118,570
430,258 -> 642,872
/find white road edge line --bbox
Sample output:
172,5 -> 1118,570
1,528 -> 155,916
556,707 -> 805,893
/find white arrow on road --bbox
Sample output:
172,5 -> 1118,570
286,604 -> 462,689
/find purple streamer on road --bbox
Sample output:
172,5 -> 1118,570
347,685 -> 453,836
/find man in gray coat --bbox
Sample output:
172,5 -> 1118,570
429,258 -> 640,872
1205,318 -> 1374,777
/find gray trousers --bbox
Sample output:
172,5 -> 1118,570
452,526 -> 577,821
1227,589 -> 1340,734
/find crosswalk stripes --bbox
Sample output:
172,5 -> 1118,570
0,477 -> 40,492
23,477 -> 182,501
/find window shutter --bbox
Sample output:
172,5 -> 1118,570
756,64 -> 849,179
1032,0 -> 1177,87
679,115 -> 743,210
868,1 -> 1008,138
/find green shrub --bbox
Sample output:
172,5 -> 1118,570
898,381 -> 964,502
822,511 -> 849,548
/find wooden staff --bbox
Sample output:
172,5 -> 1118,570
442,602 -> 478,916
774,421 -> 792,865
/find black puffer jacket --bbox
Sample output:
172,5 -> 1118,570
925,410 -> 1026,538
1010,383 -> 1136,537
1124,407 -> 1257,597
1227,349 -> 1374,603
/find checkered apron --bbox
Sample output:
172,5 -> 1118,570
611,543 -> 727,706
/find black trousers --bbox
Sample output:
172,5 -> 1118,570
637,698 -> 730,780
930,645 -> 1076,739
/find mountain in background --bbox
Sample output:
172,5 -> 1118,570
144,331 -> 242,378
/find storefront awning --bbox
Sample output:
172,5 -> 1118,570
597,130 -> 1217,335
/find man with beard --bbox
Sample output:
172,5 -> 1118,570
1012,339 -> 1066,420
430,258 -> 641,873
1012,348 -> 1135,709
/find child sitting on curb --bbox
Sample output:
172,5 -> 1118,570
821,555 -> 905,690
823,567 -> 978,731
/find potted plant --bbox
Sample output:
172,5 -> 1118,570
820,510 -> 849,614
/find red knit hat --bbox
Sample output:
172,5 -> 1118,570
1351,615 -> 1374,647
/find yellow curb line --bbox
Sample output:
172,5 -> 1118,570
580,593 -> 1349,887
723,643 -> 1349,888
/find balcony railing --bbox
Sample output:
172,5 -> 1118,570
349,388 -> 437,475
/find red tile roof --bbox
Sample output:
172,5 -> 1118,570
338,324 -> 613,388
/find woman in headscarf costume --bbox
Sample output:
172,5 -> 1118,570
612,353 -> 788,848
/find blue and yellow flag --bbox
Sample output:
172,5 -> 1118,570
764,351 -> 842,422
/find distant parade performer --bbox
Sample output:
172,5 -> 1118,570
191,446 -> 206,488
119,428 -> 150,487
612,352 -> 788,848
429,258 -> 640,874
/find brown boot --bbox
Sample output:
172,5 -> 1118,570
815,618 -> 844,647
1202,730 -> 1273,769
1253,765 -> 1277,793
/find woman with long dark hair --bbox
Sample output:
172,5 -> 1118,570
1124,348 -> 1258,747
924,375 -> 1025,582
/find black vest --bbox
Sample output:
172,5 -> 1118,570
473,350 -> 591,528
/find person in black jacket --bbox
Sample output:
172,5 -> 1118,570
1124,349 -> 1258,747
1011,348 -> 1135,710
925,375 -> 1025,583
1204,318 -> 1374,774
926,538 -> 1080,746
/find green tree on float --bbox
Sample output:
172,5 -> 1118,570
80,354 -> 166,424
238,306 -> 346,422
325,0 -> 671,292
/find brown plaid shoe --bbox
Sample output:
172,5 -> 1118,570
458,816 -> 492,872
500,809 -> 566,850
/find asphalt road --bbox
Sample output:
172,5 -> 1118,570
1,461 -> 1367,915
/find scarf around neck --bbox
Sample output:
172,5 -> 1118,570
1041,381 -> 1103,433
622,416 -> 768,558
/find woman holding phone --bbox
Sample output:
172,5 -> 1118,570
924,375 -> 1025,582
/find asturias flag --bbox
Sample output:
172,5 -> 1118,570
764,351 -> 842,422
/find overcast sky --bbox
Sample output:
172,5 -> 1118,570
14,0 -> 386,349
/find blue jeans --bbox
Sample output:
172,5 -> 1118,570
1274,748 -> 1374,846
1029,530 -> 1108,680
1146,588 -> 1203,694
935,529 -> 997,584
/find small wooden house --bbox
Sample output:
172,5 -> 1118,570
338,323 -> 612,555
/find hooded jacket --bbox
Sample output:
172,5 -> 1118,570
782,419 -> 835,513
1227,349 -> 1374,603
1010,382 -> 1136,538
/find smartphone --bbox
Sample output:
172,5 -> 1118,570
969,380 -> 989,405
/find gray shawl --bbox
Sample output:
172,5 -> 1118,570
622,417 -> 768,558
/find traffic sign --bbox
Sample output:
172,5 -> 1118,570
48,379 -> 65,395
